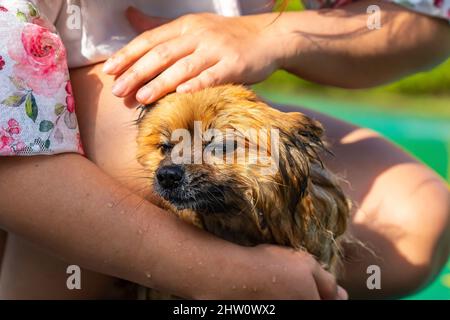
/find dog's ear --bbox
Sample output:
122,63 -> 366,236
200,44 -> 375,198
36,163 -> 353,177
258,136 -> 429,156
276,112 -> 328,200
274,113 -> 348,272
293,168 -> 349,273
275,113 -> 331,217
284,112 -> 328,163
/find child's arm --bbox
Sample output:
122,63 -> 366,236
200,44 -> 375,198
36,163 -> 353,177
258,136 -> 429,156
0,154 -> 346,299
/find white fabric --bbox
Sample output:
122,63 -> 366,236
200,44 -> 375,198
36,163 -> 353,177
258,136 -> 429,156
32,0 -> 274,68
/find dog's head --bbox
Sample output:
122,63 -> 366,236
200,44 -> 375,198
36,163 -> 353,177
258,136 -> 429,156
137,85 -> 349,270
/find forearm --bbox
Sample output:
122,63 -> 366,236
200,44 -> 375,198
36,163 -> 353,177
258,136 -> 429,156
272,0 -> 450,88
0,154 -> 242,298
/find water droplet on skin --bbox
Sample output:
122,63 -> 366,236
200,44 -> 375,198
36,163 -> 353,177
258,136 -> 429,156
231,285 -> 236,290
138,229 -> 143,235
145,272 -> 152,279
242,284 -> 247,289
107,202 -> 114,208
198,261 -> 203,266
272,276 -> 277,283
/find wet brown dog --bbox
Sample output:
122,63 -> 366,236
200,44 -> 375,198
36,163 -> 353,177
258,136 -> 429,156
136,85 -> 349,291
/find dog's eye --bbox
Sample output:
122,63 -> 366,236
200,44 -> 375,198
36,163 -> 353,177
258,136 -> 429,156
159,142 -> 173,154
205,139 -> 238,156
222,139 -> 238,154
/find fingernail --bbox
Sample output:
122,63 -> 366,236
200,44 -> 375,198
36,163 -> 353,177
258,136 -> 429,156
177,84 -> 191,93
112,78 -> 127,96
337,286 -> 348,300
103,58 -> 118,74
137,87 -> 153,103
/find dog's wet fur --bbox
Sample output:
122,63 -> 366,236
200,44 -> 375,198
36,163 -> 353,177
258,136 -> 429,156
137,85 -> 350,288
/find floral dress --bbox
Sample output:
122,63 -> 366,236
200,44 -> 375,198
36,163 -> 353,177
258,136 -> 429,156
0,0 -> 448,156
0,1 -> 81,156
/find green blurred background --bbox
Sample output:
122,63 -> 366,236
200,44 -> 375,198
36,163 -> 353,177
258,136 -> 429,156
254,1 -> 450,300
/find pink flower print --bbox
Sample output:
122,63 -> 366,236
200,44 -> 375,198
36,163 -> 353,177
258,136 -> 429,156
6,119 -> 21,135
65,80 -> 73,95
0,119 -> 25,155
0,6 -> 8,12
66,95 -> 75,113
76,133 -> 84,155
65,81 -> 76,113
433,0 -> 443,7
8,24 -> 68,97
0,55 -> 5,71
0,130 -> 13,151
14,141 -> 26,152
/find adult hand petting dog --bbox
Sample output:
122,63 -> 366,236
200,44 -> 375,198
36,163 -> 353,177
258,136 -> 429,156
105,2 -> 450,105
103,7 -> 282,104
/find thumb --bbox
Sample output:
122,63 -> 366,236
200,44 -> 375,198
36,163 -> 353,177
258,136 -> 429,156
312,265 -> 342,300
125,6 -> 171,32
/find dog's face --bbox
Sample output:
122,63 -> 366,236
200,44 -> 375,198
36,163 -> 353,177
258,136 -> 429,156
137,85 -> 348,270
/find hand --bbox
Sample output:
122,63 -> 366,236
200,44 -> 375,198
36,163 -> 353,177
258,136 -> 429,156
197,244 -> 348,300
103,7 -> 285,104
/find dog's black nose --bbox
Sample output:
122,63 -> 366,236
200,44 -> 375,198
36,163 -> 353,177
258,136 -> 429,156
156,165 -> 184,189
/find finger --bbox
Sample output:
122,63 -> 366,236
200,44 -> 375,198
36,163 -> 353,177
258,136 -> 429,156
126,6 -> 171,32
103,19 -> 182,75
136,54 -> 218,104
337,285 -> 349,300
311,265 -> 339,300
112,36 -> 197,97
300,277 -> 321,300
176,61 -> 231,93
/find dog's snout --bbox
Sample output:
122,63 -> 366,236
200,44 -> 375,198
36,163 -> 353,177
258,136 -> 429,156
156,165 -> 184,189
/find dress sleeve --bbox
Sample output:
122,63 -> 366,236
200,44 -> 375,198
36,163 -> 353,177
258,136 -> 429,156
389,0 -> 450,21
0,0 -> 83,156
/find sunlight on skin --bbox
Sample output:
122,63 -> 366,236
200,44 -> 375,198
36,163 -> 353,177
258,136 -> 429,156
340,128 -> 381,144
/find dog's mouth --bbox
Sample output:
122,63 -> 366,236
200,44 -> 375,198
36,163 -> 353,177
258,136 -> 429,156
154,182 -> 229,214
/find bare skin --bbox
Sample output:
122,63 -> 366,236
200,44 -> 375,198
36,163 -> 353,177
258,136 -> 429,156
0,64 -> 345,300
0,1 -> 449,299
0,151 -> 342,300
101,2 -> 450,298
0,63 -> 448,299
105,1 -> 450,104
